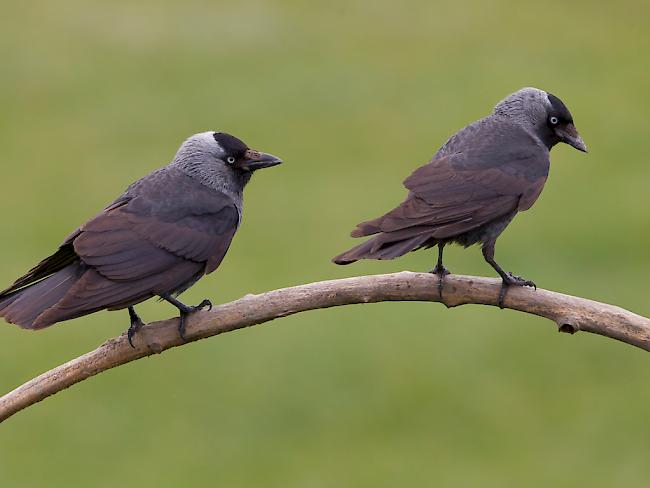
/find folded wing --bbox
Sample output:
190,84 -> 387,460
1,169 -> 240,328
334,122 -> 549,263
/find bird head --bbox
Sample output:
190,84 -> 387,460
211,132 -> 283,171
174,131 -> 282,173
171,132 -> 282,194
494,87 -> 587,153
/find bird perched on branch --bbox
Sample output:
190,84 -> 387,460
0,132 -> 282,345
333,87 -> 587,306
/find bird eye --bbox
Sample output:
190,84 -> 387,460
549,116 -> 559,125
226,156 -> 236,164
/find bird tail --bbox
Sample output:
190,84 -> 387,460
332,233 -> 431,265
0,262 -> 86,329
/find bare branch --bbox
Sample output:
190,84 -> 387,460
1,272 -> 648,423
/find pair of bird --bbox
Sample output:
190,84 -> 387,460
0,87 -> 587,346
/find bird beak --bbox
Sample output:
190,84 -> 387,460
555,123 -> 588,153
239,149 -> 283,171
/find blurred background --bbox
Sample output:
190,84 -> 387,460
1,0 -> 649,486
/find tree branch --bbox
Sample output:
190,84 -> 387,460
1,272 -> 648,423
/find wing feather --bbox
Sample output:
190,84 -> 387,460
72,169 -> 240,281
346,119 -> 550,252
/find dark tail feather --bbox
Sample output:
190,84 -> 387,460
332,239 -> 376,265
0,262 -> 86,329
332,234 -> 431,265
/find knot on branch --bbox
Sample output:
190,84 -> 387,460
558,323 -> 579,334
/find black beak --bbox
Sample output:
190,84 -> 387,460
555,123 -> 588,153
239,150 -> 283,171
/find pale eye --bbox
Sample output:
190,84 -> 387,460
549,116 -> 559,125
226,156 -> 236,164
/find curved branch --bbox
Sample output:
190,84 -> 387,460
1,272 -> 649,423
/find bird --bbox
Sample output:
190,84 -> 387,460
0,131 -> 282,345
333,87 -> 587,306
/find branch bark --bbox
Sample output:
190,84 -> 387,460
1,271 -> 649,423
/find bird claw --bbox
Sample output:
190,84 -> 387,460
504,272 -> 536,290
126,307 -> 146,348
498,272 -> 536,308
127,317 -> 144,348
178,314 -> 188,342
429,265 -> 451,277
429,265 -> 451,301
178,298 -> 213,341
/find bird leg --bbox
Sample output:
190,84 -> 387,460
428,243 -> 451,300
160,294 -> 213,341
127,306 -> 145,348
481,242 -> 536,308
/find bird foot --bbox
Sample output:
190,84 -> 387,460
429,265 -> 451,276
429,265 -> 451,300
127,311 -> 145,348
498,272 -> 536,308
177,299 -> 212,341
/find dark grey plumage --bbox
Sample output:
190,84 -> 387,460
333,87 -> 587,304
0,131 -> 281,342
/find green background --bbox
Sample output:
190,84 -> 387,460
1,0 -> 649,486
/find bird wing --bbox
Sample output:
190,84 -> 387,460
33,171 -> 241,321
73,168 -> 240,281
2,169 -> 239,298
1,169 -> 241,327
352,122 -> 549,240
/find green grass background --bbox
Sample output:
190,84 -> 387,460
1,0 -> 649,486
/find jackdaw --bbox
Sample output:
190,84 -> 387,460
333,87 -> 587,305
0,131 -> 282,345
